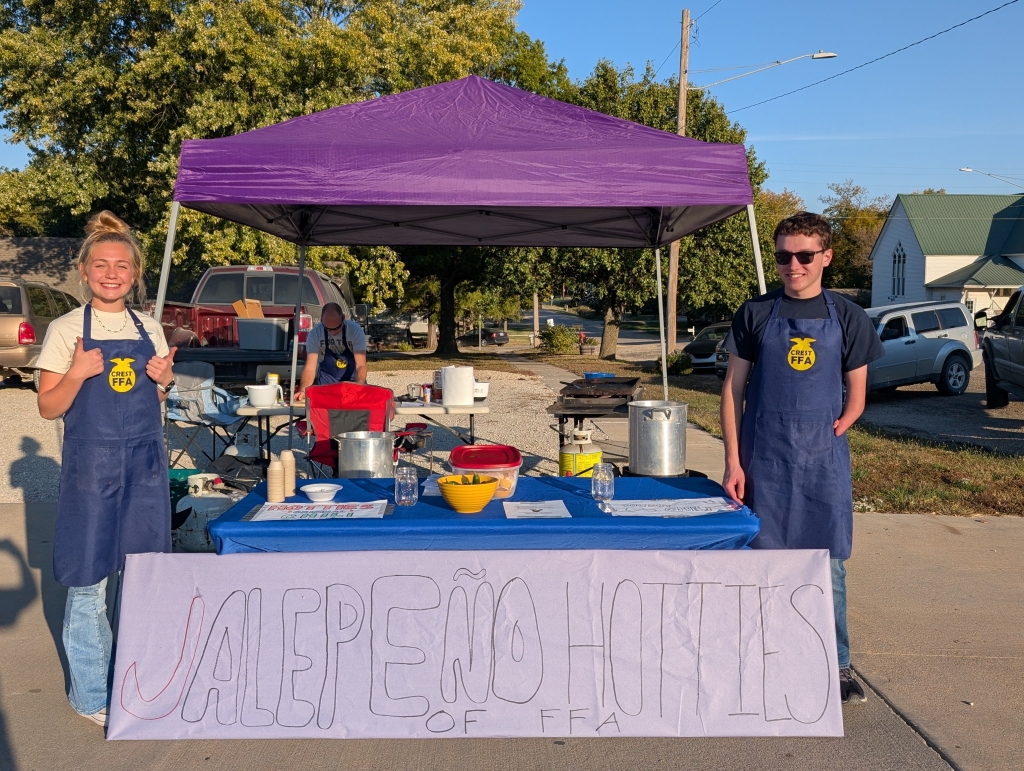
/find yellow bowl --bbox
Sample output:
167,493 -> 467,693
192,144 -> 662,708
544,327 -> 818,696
437,474 -> 499,514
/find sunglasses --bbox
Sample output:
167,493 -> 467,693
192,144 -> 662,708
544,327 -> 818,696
775,249 -> 825,265
323,321 -> 344,332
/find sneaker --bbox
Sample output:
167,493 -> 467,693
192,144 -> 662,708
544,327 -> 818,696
82,709 -> 108,727
840,668 -> 866,704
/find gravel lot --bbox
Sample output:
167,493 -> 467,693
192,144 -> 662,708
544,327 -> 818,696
860,369 -> 1024,454
0,368 -> 562,503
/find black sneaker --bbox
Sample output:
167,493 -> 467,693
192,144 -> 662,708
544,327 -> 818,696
840,668 -> 866,704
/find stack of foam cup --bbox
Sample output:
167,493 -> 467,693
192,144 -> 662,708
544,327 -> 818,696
267,457 -> 285,503
280,449 -> 296,497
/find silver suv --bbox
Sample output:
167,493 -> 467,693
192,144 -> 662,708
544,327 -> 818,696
867,301 -> 981,395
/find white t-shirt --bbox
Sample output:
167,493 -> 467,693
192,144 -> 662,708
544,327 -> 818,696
37,306 -> 169,375
304,319 -> 367,357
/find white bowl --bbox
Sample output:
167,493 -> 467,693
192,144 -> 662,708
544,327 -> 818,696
246,383 -> 283,408
302,483 -> 343,502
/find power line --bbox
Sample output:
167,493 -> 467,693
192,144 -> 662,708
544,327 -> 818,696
655,1 -> 727,77
729,0 -> 1021,114
695,0 -> 724,21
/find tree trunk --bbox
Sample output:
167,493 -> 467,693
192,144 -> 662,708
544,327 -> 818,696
599,306 -> 620,360
503,319 -> 507,333
427,320 -> 438,349
435,277 -> 459,355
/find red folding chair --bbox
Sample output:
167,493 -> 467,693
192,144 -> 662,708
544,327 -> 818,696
298,382 -> 395,477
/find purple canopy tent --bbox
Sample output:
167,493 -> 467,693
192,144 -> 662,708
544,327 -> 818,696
155,75 -> 762,422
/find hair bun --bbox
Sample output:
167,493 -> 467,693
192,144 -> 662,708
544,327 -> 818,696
84,210 -> 131,238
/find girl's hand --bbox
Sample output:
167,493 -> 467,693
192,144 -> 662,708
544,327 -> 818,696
68,337 -> 104,381
146,347 -> 177,388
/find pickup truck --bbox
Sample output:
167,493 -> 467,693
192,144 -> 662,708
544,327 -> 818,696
981,285 -> 1024,407
159,265 -> 356,383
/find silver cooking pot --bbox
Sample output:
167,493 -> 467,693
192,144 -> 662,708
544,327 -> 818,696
628,400 -> 688,477
335,431 -> 395,478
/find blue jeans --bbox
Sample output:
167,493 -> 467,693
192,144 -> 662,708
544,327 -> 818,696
63,578 -> 113,716
832,559 -> 850,669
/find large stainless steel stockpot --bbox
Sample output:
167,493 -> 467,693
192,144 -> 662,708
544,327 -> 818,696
627,400 -> 688,476
335,431 -> 395,478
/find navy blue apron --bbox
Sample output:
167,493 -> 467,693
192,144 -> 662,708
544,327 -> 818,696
739,290 -> 853,559
54,305 -> 171,587
316,322 -> 356,386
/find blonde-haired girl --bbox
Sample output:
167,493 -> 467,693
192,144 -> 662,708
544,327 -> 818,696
36,210 -> 176,728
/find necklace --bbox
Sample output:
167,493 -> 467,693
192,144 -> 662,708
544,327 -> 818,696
93,307 -> 130,334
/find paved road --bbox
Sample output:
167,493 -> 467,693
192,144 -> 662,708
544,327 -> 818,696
508,307 -> 668,355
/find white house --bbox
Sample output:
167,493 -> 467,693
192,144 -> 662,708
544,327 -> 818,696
869,194 -> 1024,316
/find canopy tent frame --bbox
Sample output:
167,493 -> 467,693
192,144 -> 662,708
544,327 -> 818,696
153,75 -> 766,447
154,202 -> 767,414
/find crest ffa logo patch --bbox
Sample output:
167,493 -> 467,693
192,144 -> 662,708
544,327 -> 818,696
109,357 -> 136,392
788,337 -> 816,371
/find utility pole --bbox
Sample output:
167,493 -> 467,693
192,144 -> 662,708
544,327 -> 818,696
533,292 -> 540,347
666,8 -> 690,353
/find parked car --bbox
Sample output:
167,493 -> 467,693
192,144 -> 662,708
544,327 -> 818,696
158,265 -> 355,383
980,285 -> 1024,407
459,328 -> 509,347
0,278 -> 82,391
682,322 -> 730,371
714,300 -> 981,395
715,343 -> 729,380
867,300 -> 981,395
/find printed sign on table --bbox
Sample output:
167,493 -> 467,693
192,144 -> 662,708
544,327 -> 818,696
109,549 -> 841,740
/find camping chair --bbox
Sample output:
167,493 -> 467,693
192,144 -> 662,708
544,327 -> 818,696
298,382 -> 432,478
165,361 -> 246,468
298,382 -> 394,477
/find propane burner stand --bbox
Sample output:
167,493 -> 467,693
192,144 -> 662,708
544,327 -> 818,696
547,377 -> 644,446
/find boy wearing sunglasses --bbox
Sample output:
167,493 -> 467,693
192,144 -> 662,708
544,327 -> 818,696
294,302 -> 367,403
721,211 -> 884,705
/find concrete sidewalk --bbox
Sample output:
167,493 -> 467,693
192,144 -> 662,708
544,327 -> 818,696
0,503 -> 991,771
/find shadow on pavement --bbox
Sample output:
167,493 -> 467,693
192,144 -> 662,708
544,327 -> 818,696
8,440 -> 70,690
0,538 -> 39,770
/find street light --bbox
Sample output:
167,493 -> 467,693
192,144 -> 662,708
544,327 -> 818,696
959,167 -> 1024,190
691,50 -> 838,90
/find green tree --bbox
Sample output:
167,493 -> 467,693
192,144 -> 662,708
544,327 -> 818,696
552,62 -> 774,350
820,180 -> 891,289
0,0 -> 518,302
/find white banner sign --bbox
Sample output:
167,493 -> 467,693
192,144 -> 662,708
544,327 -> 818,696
108,549 -> 842,740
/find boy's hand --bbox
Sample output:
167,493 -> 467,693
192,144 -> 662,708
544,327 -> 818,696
722,461 -> 746,504
146,347 -> 177,388
68,337 -> 104,381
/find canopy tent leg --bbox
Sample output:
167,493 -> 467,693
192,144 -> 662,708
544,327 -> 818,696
154,201 -> 181,322
747,203 -> 767,296
287,241 -> 307,450
655,247 -> 669,401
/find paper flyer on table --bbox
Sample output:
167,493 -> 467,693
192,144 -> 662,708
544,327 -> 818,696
608,497 -> 741,517
421,473 -> 442,497
250,500 -> 388,521
503,500 -> 571,519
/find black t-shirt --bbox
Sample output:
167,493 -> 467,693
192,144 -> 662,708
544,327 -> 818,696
724,288 -> 885,372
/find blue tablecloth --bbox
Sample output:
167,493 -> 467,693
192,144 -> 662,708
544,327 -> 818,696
208,476 -> 759,554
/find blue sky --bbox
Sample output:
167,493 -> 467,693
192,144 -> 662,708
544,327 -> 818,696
518,0 -> 1024,209
2,0 -> 1021,211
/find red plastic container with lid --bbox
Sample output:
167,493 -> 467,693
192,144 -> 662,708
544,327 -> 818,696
449,445 -> 523,499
